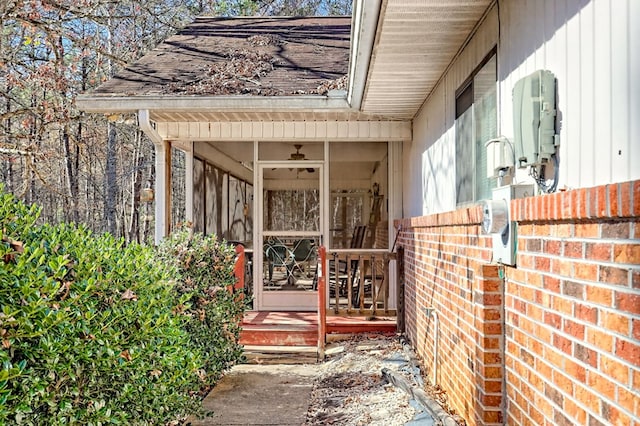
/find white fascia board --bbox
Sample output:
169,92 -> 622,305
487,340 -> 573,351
75,94 -> 350,114
347,0 -> 381,110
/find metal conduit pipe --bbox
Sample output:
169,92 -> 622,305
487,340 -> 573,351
424,307 -> 439,386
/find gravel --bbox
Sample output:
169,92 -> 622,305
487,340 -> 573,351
304,334 -> 435,426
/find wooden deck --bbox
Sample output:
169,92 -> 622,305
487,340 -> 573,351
239,311 -> 397,347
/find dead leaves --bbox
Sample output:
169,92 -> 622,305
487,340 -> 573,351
120,289 -> 137,301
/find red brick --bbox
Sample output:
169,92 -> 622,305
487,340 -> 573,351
574,342 -> 598,367
553,332 -> 573,355
601,222 -> 631,239
545,311 -> 562,328
585,242 -> 612,261
573,188 -> 587,219
564,358 -> 586,382
633,318 -> 640,341
587,370 -> 616,400
602,400 -> 632,426
575,383 -> 600,413
564,241 -> 583,258
564,397 -> 587,425
553,296 -> 574,315
633,180 -> 640,216
585,285 -> 614,307
563,318 -> 585,340
586,328 -> 614,353
601,310 -> 630,335
613,243 -> 640,264
608,184 -> 619,219
575,303 -> 598,324
616,291 -> 640,315
574,262 -> 598,281
615,338 -> 640,365
599,265 -> 630,286
595,185 -> 609,217
618,181 -> 632,217
552,258 -> 573,276
545,239 -> 562,256
554,371 -> 575,396
617,385 -> 638,418
600,354 -> 630,386
544,276 -> 561,293
575,222 -> 599,238
535,255 -> 551,272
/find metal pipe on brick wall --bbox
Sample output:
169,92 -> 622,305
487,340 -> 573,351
424,307 -> 439,386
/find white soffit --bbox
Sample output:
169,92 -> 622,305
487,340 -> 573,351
361,0 -> 493,119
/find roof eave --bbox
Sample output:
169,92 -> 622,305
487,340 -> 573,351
347,0 -> 381,111
75,94 -> 351,114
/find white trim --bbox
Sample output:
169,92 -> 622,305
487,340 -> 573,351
255,159 -> 324,311
185,142 -> 194,223
348,0 -> 382,109
156,120 -> 412,142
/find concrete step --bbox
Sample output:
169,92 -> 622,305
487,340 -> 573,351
242,344 -> 319,364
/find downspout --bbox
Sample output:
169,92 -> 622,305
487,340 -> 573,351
424,307 -> 439,386
138,109 -> 168,245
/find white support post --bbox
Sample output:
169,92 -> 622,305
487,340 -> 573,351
185,141 -> 194,224
138,109 -> 168,245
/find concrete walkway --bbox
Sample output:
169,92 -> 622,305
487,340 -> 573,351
188,364 -> 318,425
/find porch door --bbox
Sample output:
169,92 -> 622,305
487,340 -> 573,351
256,161 -> 323,311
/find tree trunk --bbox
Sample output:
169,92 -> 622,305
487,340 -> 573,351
105,122 -> 117,235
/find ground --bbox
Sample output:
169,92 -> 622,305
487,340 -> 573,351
191,334 -> 466,425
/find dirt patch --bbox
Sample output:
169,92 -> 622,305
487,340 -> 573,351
304,335 -> 421,425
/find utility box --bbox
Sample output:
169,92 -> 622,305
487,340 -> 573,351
481,184 -> 534,266
512,70 -> 558,168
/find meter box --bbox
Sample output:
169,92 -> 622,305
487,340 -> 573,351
481,184 -> 534,266
512,70 -> 558,168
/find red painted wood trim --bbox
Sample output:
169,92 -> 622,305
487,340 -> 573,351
233,244 -> 245,292
318,246 -> 327,356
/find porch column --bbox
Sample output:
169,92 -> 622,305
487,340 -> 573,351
138,109 -> 170,244
185,141 -> 194,224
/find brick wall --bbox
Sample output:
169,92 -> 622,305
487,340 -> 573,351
396,180 -> 640,426
396,209 -> 504,425
506,181 -> 640,425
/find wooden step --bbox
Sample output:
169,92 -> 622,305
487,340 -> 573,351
240,324 -> 318,346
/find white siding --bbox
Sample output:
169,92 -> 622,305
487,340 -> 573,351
407,0 -> 639,217
408,5 -> 498,216
499,0 -> 639,190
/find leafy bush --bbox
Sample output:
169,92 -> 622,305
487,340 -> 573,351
0,190 -> 243,425
156,226 -> 246,385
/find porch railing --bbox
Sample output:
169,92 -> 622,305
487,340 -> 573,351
324,248 -> 396,315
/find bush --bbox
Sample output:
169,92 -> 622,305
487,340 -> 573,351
0,190 -> 243,425
156,226 -> 246,386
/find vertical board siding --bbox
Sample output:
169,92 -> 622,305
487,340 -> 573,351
411,0 -> 639,218
499,0 -> 638,190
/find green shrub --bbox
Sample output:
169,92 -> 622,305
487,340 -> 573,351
0,190 -> 207,424
156,226 -> 246,386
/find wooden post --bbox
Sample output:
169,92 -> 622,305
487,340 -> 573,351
233,244 -> 245,292
317,245 -> 327,360
396,246 -> 405,334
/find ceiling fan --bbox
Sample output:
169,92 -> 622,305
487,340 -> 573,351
276,144 -> 315,173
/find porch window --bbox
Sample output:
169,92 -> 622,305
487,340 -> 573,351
193,157 -> 252,241
455,52 -> 497,205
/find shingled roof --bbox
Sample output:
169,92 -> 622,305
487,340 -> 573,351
93,16 -> 351,97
